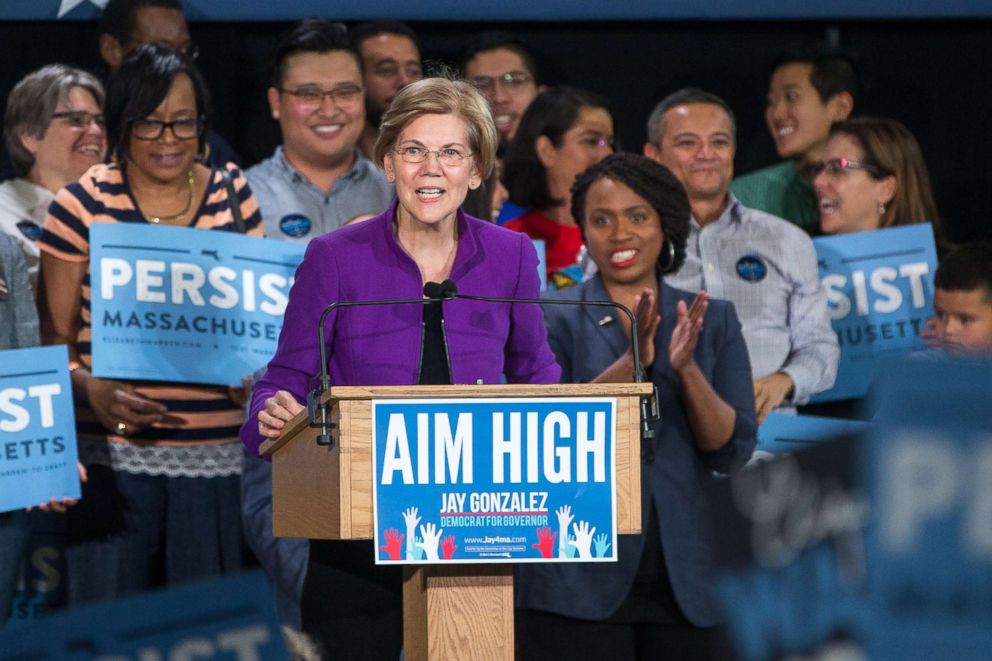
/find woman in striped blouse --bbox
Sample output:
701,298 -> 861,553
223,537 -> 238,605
37,43 -> 262,604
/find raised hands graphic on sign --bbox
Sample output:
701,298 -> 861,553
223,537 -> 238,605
380,528 -> 404,561
533,526 -> 558,558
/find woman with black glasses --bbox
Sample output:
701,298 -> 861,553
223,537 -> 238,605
37,43 -> 262,605
1,64 -> 106,288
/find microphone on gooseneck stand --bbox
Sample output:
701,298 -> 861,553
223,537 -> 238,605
425,279 -> 661,440
308,287 -> 453,446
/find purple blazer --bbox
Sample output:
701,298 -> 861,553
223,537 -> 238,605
242,201 -> 561,456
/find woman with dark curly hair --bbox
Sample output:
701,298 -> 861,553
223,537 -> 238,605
516,153 -> 757,660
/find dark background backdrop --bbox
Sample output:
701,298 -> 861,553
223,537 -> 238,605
1,18 -> 989,242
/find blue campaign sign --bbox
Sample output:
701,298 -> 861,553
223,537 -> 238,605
860,356 -> 992,660
0,345 -> 79,513
89,224 -> 305,386
534,238 -> 548,291
812,225 -> 937,402
372,397 -> 617,564
755,412 -> 871,457
710,355 -> 992,660
0,571 -> 290,659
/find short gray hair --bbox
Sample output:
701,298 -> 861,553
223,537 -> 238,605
645,87 -> 736,146
3,64 -> 105,177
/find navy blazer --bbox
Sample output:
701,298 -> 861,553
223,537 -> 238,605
516,276 -> 757,626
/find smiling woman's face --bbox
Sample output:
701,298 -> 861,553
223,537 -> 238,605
582,177 -> 664,287
23,85 -> 106,188
127,73 -> 200,186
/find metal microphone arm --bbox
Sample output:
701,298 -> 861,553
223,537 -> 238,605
443,282 -> 660,440
309,293 -> 447,446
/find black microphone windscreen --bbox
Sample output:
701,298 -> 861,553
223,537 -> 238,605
440,279 -> 458,298
423,281 -> 444,299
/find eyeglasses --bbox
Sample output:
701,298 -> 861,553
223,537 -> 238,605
392,146 -> 473,167
183,43 -> 200,61
468,72 -> 534,96
51,111 -> 105,130
279,85 -> 364,109
813,157 -> 888,179
130,117 -> 201,141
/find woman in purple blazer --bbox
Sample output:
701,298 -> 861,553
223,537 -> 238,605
242,77 -> 560,659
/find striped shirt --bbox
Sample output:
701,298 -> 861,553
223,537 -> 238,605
38,162 -> 263,477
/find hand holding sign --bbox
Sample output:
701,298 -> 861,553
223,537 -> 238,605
28,463 -> 88,513
86,375 -> 167,436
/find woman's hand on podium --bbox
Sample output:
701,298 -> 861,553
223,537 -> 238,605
257,389 -> 304,438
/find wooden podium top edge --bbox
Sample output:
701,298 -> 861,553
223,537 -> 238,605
259,382 -> 652,456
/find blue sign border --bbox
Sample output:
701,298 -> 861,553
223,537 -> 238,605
371,397 -> 618,565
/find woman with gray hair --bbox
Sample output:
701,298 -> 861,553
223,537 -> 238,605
0,64 -> 106,287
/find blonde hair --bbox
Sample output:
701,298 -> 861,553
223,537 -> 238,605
373,77 -> 497,179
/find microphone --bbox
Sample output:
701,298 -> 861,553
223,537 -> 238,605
309,287 -> 452,446
426,280 -> 660,440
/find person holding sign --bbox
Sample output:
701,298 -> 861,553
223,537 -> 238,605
37,43 -> 262,605
517,153 -> 756,660
813,116 -> 942,243
243,77 -> 560,658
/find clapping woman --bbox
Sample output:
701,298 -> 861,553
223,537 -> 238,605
37,43 -> 262,604
516,153 -> 756,660
243,77 -> 560,658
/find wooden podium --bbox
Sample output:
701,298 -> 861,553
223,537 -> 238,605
259,383 -> 651,660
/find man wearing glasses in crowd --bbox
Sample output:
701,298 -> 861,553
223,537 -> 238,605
350,20 -> 423,160
460,31 -> 542,148
97,0 -> 240,168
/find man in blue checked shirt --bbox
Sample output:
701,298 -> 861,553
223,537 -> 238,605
644,88 -> 838,424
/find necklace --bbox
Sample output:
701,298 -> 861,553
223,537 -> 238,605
144,169 -> 195,224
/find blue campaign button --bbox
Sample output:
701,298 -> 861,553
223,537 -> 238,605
736,255 -> 767,282
279,214 -> 311,237
16,219 -> 43,241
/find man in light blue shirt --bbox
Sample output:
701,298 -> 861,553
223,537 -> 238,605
644,88 -> 838,423
247,20 -> 393,243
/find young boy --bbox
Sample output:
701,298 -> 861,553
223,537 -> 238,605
932,243 -> 992,355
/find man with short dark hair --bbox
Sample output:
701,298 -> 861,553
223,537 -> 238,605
97,0 -> 239,167
731,48 -> 859,234
460,31 -> 541,148
247,19 -> 393,242
350,20 -> 422,159
645,88 -> 838,422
